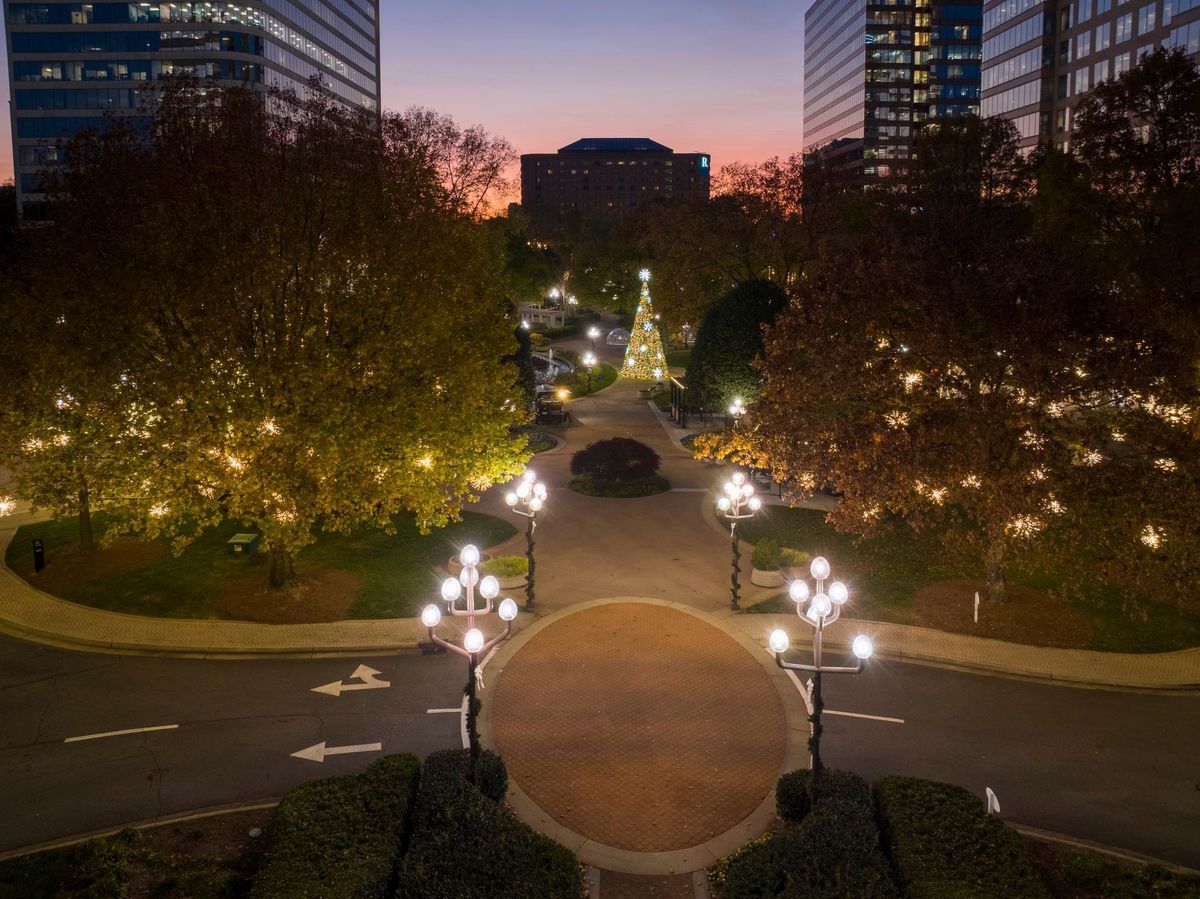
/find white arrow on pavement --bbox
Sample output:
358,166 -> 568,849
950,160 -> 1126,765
311,664 -> 391,696
290,740 -> 383,762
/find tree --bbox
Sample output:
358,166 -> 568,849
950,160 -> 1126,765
0,80 -> 528,588
685,279 -> 787,411
698,113 -> 1200,607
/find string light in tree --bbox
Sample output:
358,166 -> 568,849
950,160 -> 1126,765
623,268 -> 667,381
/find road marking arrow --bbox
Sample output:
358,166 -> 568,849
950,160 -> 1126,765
290,740 -> 383,762
311,664 -> 391,697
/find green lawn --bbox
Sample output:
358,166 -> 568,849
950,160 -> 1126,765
555,362 -> 618,396
6,511 -> 516,620
740,507 -> 1200,653
665,346 -> 692,370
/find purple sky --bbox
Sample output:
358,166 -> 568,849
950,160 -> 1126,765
1,0 -> 807,185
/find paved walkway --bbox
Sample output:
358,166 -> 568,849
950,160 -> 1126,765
0,324 -> 1197,686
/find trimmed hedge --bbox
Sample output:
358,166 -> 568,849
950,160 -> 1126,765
397,750 -> 581,899
717,769 -> 896,899
251,753 -> 420,899
874,777 -> 1050,899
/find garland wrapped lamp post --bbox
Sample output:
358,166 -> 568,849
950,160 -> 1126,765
716,470 -> 761,611
505,469 -> 546,610
768,555 -> 874,791
588,326 -> 601,355
583,351 -> 597,395
422,544 -> 518,779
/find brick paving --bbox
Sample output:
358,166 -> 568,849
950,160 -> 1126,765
491,603 -> 786,852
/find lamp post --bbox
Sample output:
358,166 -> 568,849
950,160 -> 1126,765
768,556 -> 874,790
583,351 -> 596,395
728,396 -> 747,428
716,470 -> 761,611
505,469 -> 546,610
422,544 -> 518,778
588,326 -> 601,355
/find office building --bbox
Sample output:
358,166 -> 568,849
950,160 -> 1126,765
3,0 -> 382,217
981,0 -> 1200,150
803,0 -> 983,180
520,138 -> 711,238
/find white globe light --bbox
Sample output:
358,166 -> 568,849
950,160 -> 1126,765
852,634 -> 874,660
717,496 -> 731,512
533,483 -> 547,499
809,593 -> 832,619
523,469 -> 537,483
810,556 -> 831,580
732,471 -> 746,486
479,575 -> 500,600
529,496 -> 543,512
421,604 -> 442,628
516,481 -> 531,499
789,580 -> 810,603
769,629 -> 790,654
460,544 -> 481,568
505,492 -> 518,506
441,578 -> 462,603
723,482 -> 738,498
464,628 -> 485,654
741,483 -> 754,498
829,581 -> 849,605
748,496 -> 762,511
459,566 -> 478,588
498,597 -> 518,621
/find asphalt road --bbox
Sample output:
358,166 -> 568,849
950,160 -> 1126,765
2,633 -> 1198,869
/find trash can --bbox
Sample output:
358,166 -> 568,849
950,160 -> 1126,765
227,533 -> 261,556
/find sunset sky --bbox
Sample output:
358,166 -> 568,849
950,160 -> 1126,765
0,0 -> 807,184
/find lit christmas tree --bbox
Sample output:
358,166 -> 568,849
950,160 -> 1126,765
623,268 -> 667,380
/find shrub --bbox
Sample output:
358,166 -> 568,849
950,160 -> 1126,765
686,280 -> 788,411
753,539 -> 782,571
398,750 -> 580,898
568,474 -> 670,498
480,556 -> 529,579
571,437 -> 661,482
874,777 -> 1049,899
251,753 -> 420,899
718,770 -> 895,899
780,548 -> 811,568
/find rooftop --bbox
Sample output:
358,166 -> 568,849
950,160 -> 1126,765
557,138 -> 674,153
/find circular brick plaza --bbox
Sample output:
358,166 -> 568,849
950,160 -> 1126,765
490,602 -> 788,852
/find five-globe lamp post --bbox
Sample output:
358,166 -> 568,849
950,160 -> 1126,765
728,396 -> 747,428
768,556 -> 874,790
505,469 -> 547,611
588,325 -> 601,355
716,470 -> 762,611
422,544 -> 518,778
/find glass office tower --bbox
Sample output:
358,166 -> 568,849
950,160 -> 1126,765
3,0 -> 381,217
803,0 -> 982,181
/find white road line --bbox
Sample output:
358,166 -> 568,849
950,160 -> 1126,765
64,724 -> 179,743
825,709 -> 905,724
426,708 -> 461,714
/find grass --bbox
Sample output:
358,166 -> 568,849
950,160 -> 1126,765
555,362 -> 618,397
739,507 -> 1200,652
522,430 -> 558,453
652,390 -> 673,412
567,474 -> 671,498
665,346 -> 692,369
6,510 -> 516,620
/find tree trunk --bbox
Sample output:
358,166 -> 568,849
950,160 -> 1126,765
984,542 -> 1007,603
268,544 -> 294,588
78,486 -> 95,554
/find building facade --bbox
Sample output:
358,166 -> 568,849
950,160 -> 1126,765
803,0 -> 983,180
981,0 -> 1200,150
3,0 -> 382,217
520,138 -> 711,239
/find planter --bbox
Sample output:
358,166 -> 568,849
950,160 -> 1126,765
492,573 -> 527,591
446,552 -> 493,577
751,567 -> 785,588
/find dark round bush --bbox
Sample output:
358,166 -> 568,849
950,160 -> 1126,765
570,437 -> 661,482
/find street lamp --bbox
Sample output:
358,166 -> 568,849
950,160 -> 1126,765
588,326 -> 601,354
505,469 -> 546,610
728,396 -> 747,427
768,556 -> 874,790
582,351 -> 597,394
716,470 -> 762,611
422,544 -> 518,778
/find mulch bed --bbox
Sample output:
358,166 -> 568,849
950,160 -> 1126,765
20,538 -> 168,593
912,578 -> 1094,649
215,568 -> 361,624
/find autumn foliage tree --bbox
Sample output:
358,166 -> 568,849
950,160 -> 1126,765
0,81 -> 528,587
